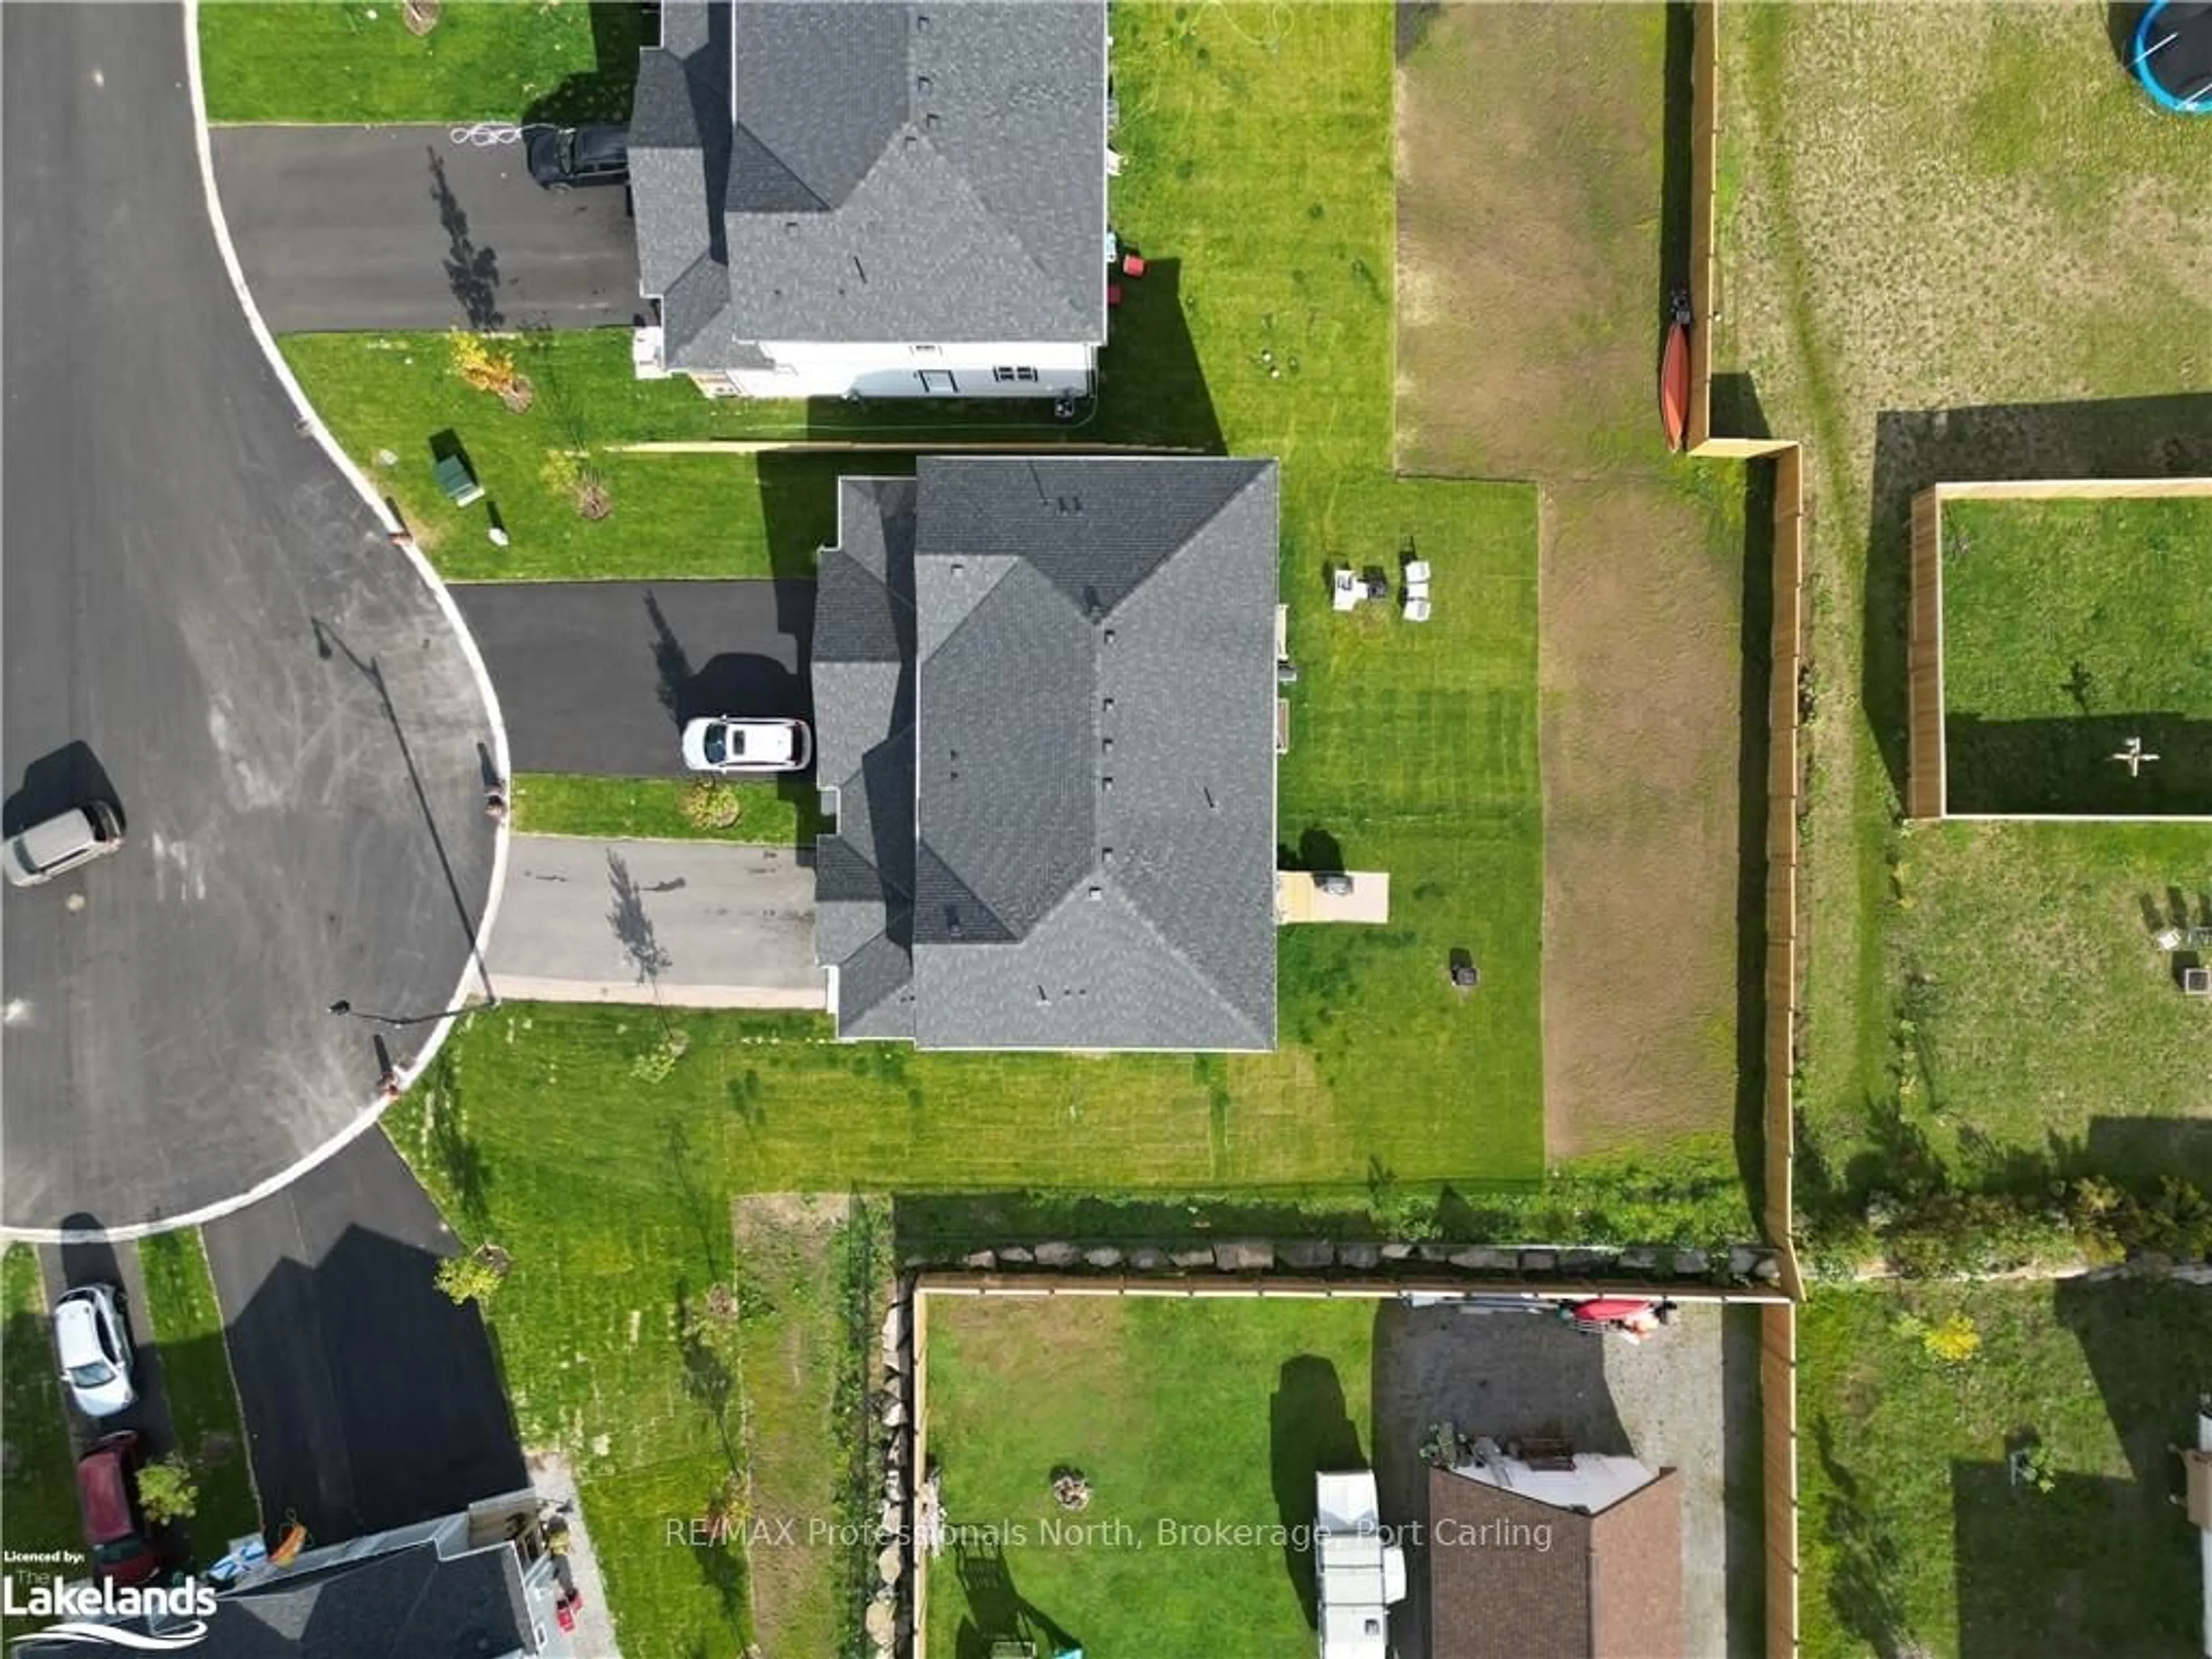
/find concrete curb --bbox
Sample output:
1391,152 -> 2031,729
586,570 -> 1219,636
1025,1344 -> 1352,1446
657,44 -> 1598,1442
0,10 -> 520,1248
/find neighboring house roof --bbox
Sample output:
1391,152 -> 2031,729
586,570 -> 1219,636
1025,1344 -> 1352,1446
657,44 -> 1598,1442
631,0 -> 1108,371
23,1540 -> 537,1659
1426,1463 -> 1684,1659
812,456 -> 1280,1050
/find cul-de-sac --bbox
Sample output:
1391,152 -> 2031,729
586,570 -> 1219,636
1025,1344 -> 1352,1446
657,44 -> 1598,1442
2,2 -> 2209,1656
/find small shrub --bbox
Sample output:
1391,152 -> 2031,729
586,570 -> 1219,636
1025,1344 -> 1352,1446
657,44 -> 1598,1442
435,1246 -> 510,1306
2013,1441 -> 2056,1495
1924,1313 -> 1981,1366
679,778 -> 744,831
540,449 -> 612,518
447,331 -> 530,404
630,1029 -> 691,1085
137,1454 -> 198,1525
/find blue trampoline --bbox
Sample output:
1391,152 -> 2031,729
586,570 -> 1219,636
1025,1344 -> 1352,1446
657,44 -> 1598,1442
2132,0 -> 2212,112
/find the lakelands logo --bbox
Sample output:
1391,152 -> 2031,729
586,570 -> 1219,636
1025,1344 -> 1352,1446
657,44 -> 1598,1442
3,1574 -> 217,1652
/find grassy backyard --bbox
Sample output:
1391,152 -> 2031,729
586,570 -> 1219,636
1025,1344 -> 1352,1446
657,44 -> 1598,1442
1396,4 -> 1758,1162
1715,2 -> 2212,1195
136,1233 -> 261,1557
1941,495 -> 2212,815
198,0 -> 643,125
922,1294 -> 1376,1656
1799,1279 -> 2212,1659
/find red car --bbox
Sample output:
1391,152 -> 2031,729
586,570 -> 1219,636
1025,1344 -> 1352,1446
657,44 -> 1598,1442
77,1431 -> 161,1585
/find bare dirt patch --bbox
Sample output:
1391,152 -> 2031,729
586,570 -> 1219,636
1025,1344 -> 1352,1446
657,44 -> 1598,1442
1398,5 -> 1747,1156
1538,481 -> 1745,1157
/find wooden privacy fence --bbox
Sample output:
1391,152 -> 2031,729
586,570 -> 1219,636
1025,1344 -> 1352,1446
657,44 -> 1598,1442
1907,476 -> 2212,821
1686,6 -> 1805,1653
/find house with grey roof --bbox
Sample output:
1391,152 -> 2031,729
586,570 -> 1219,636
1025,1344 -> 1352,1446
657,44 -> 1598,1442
630,0 -> 1109,399
25,1490 -> 573,1659
812,456 -> 1280,1050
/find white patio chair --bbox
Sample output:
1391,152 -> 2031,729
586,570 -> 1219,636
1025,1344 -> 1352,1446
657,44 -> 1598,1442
1403,559 -> 1432,588
1332,566 -> 1361,612
1403,595 -> 1431,623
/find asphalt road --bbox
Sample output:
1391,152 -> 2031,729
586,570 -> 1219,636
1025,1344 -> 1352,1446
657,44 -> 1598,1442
490,835 -> 822,1007
453,580 -> 813,777
202,1131 -> 525,1542
211,125 -> 642,334
1,5 -> 501,1232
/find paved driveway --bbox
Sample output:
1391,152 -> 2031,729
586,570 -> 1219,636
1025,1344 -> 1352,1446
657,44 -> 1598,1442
490,835 -> 820,1007
454,581 -> 813,778
2,6 -> 499,1233
203,1132 -> 525,1543
36,1238 -> 175,1458
211,125 -> 641,333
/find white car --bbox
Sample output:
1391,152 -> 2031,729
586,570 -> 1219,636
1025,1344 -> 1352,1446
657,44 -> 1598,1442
680,717 -> 812,774
54,1285 -> 136,1418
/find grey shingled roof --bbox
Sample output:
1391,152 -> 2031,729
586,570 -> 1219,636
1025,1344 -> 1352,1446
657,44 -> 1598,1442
35,1541 -> 534,1659
810,457 -> 1279,1051
631,0 -> 1107,370
811,480 -> 921,1035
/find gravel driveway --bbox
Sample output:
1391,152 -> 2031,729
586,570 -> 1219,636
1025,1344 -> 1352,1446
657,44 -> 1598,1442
1371,1298 -> 1766,1658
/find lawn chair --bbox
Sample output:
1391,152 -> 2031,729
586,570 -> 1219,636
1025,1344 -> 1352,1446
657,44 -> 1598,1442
1403,558 -> 1431,621
1331,566 -> 1361,612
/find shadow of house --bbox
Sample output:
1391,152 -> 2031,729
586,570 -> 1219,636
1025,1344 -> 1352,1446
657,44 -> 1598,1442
207,1136 -> 525,1544
4,741 -> 123,837
520,1 -> 650,124
1862,393 -> 2212,801
1951,1457 -> 2200,1659
1945,711 -> 2212,817
1270,1355 -> 1366,1629
1092,259 -> 1229,454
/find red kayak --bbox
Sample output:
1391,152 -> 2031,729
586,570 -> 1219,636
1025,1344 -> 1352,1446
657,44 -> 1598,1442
1660,289 -> 1693,453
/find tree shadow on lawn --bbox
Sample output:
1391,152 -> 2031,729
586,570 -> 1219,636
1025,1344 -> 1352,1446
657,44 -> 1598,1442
1861,392 -> 2212,807
1270,1355 -> 1365,1630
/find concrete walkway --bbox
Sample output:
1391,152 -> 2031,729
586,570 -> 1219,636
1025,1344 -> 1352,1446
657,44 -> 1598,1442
489,835 -> 821,1009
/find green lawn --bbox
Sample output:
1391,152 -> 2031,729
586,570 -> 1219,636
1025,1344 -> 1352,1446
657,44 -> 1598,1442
136,1233 -> 260,1559
1,1246 -> 81,1587
922,1294 -> 1375,1656
511,774 -> 828,845
1801,819 -> 2212,1203
198,1 -> 643,124
1800,1280 -> 2212,1659
1941,497 -> 2212,815
358,7 -> 1562,1653
1716,2 -> 2212,1200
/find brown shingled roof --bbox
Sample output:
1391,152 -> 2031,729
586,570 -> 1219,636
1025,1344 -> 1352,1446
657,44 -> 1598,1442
1426,1464 -> 1684,1659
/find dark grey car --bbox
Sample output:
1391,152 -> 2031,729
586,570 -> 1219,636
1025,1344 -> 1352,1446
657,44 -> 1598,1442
525,123 -> 629,190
